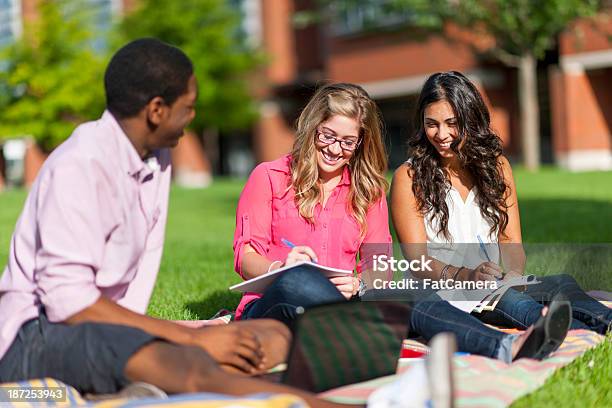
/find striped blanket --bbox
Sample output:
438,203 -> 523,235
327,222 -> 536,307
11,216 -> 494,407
319,330 -> 606,406
319,300 -> 612,406
0,378 -> 306,408
1,302 -> 609,407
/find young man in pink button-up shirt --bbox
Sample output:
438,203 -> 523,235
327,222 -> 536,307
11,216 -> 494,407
0,38 -> 346,408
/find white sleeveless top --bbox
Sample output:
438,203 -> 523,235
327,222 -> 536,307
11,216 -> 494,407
406,160 -> 500,268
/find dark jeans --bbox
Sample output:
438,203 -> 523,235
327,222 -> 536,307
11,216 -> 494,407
243,267 -> 509,359
243,267 -> 346,322
478,274 -> 612,334
0,311 -> 156,394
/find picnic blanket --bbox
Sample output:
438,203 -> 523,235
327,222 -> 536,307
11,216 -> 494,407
0,377 -> 306,408
319,329 -> 606,406
1,301 -> 609,407
172,315 -> 232,328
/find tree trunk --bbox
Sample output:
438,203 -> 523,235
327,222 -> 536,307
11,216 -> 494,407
518,53 -> 540,171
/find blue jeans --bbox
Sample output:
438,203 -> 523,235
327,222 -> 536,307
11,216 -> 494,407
477,274 -> 612,334
243,267 -> 512,360
243,267 -> 346,322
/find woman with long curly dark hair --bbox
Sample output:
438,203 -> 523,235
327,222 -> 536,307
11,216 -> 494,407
391,71 -> 611,334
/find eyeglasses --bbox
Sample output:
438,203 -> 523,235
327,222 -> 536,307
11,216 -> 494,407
317,131 -> 361,152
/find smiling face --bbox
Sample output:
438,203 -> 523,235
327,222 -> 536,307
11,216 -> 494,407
146,75 -> 198,150
424,100 -> 459,161
315,114 -> 360,181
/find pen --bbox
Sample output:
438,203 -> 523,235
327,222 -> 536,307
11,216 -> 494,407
281,238 -> 296,248
478,234 -> 504,281
477,235 -> 491,262
281,238 -> 317,263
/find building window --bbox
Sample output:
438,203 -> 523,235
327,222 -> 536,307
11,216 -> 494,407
227,0 -> 262,49
86,0 -> 121,32
239,0 -> 262,48
66,0 -> 121,52
0,0 -> 21,48
330,0 -> 412,37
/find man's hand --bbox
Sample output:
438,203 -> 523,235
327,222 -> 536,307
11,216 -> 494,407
329,275 -> 359,299
191,324 -> 265,374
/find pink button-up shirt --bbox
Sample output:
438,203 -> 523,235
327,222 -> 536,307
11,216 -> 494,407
0,111 -> 171,359
233,155 -> 392,319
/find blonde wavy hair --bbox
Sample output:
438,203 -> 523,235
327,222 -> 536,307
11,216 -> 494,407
290,83 -> 388,238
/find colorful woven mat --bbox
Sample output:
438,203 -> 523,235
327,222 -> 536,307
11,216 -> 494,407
320,329 -> 607,406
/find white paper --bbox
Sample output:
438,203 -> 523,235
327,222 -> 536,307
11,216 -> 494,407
229,261 -> 353,293
438,275 -> 540,313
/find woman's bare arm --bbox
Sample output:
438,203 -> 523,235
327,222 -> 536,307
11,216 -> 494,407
497,156 -> 526,276
391,164 -> 454,279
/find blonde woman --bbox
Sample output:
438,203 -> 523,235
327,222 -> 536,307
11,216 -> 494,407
233,83 -> 390,322
232,83 -> 569,363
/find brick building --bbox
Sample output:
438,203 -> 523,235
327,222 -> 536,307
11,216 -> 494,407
254,1 -> 612,171
1,0 -> 611,190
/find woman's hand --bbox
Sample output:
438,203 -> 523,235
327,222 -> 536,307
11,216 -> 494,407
467,262 -> 503,281
502,270 -> 524,281
329,276 -> 359,299
283,246 -> 318,267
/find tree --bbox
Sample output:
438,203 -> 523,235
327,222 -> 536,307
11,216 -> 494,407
438,0 -> 603,170
117,0 -> 263,135
0,0 -> 106,151
331,0 -> 604,170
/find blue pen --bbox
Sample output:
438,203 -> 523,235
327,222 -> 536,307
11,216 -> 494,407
478,234 -> 504,281
281,238 -> 296,248
281,238 -> 317,263
477,234 -> 491,262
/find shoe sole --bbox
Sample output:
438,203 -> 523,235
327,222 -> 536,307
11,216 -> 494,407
533,300 -> 571,359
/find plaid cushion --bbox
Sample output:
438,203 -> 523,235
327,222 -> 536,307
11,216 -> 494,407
283,301 -> 411,392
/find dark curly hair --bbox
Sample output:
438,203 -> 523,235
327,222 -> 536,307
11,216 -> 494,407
407,71 -> 508,241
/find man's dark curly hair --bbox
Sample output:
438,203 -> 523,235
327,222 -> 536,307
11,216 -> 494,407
406,71 -> 509,241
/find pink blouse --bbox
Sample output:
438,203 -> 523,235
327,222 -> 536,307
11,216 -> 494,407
233,155 -> 392,319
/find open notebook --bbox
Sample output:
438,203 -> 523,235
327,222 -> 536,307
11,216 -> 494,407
229,261 -> 353,293
437,275 -> 540,313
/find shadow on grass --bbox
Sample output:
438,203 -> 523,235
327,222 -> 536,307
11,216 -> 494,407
186,290 -> 242,320
519,199 -> 612,242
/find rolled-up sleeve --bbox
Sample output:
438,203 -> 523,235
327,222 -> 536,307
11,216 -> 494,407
233,163 -> 274,277
357,193 -> 393,275
34,160 -> 107,322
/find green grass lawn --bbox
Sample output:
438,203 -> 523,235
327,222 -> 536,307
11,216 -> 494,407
0,167 -> 611,406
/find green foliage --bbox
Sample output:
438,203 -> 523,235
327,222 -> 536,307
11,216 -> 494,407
117,0 -> 263,133
0,0 -> 106,151
448,0 -> 602,59
326,0 -> 602,61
